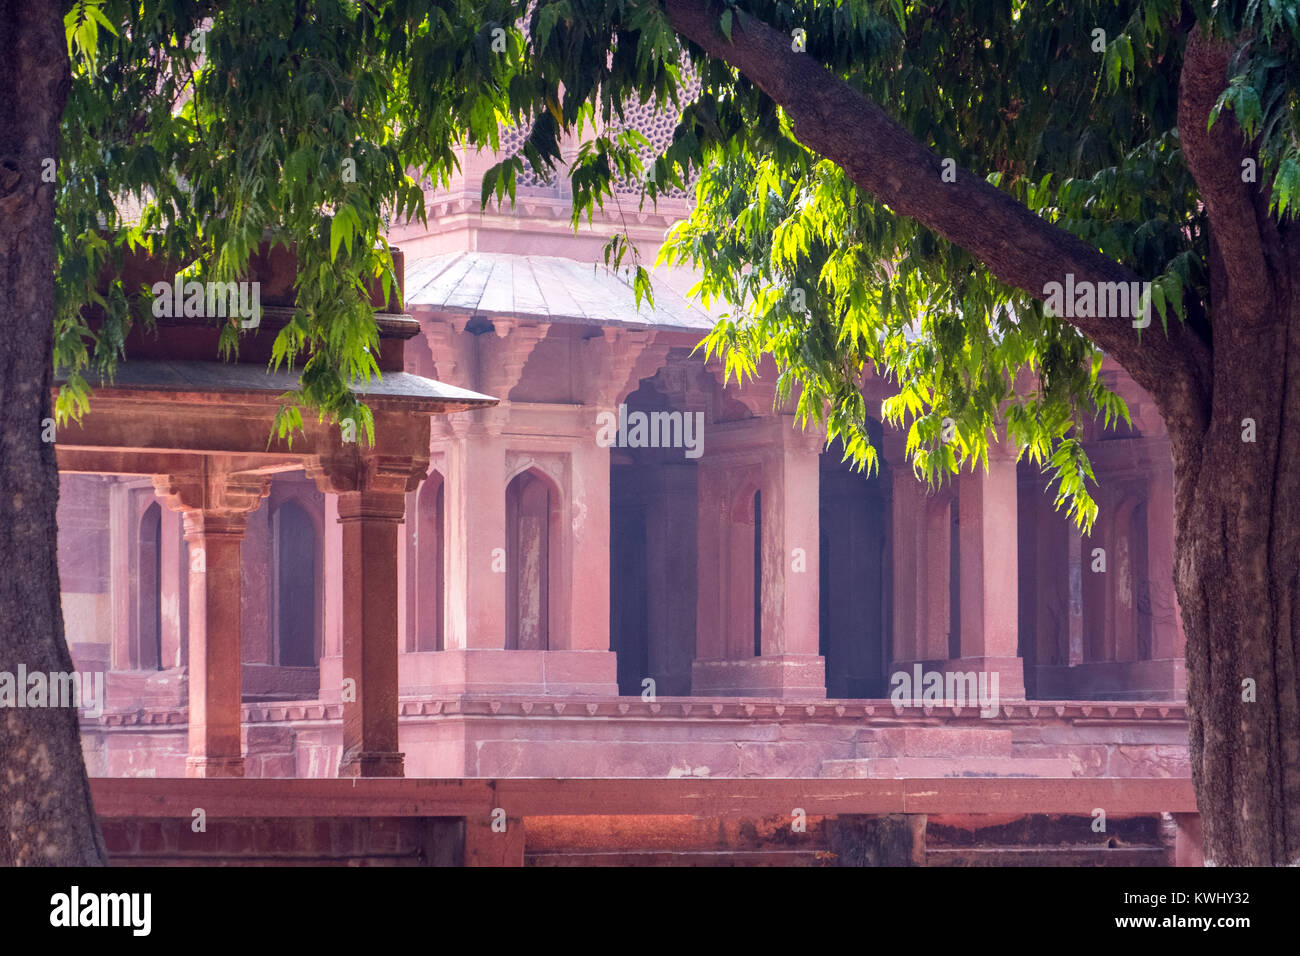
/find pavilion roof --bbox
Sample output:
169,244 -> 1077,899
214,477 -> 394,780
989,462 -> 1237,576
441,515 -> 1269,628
57,360 -> 496,413
403,251 -> 718,332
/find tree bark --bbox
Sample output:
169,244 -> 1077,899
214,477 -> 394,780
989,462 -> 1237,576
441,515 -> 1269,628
662,2 -> 1300,863
1174,28 -> 1300,867
0,0 -> 107,865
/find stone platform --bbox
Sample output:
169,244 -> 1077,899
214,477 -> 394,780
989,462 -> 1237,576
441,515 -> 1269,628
81,695 -> 1191,782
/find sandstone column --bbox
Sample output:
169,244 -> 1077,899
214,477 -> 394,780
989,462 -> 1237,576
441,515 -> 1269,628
310,444 -> 427,777
956,444 -> 1026,699
155,468 -> 271,778
443,419 -> 509,650
336,486 -> 406,777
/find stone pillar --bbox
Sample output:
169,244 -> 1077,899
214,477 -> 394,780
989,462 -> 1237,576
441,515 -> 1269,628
568,437 -> 610,651
443,421 -> 508,650
310,445 -> 427,777
336,487 -> 406,777
757,423 -> 824,667
108,480 -> 133,670
690,415 -> 826,697
323,494 -> 344,659
955,446 -> 1026,699
155,469 -> 271,778
918,492 -> 955,661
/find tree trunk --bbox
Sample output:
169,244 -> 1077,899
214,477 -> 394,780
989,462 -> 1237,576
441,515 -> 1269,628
0,0 -> 107,865
1173,231 -> 1300,866
1169,27 -> 1300,867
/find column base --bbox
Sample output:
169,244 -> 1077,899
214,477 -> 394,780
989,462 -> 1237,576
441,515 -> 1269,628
186,755 -> 245,778
690,655 -> 826,698
338,751 -> 405,778
889,657 -> 1026,703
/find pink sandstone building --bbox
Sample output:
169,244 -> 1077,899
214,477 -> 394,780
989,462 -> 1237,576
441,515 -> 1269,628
53,113 -> 1196,863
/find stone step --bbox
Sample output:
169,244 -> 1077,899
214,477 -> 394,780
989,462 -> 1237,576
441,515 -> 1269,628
820,756 -> 1077,778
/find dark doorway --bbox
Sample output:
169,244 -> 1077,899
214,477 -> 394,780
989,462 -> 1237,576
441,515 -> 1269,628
818,442 -> 888,698
274,501 -> 318,666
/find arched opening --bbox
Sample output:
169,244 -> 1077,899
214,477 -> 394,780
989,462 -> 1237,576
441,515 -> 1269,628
416,474 -> 445,651
273,500 -> 318,666
818,439 -> 888,697
136,503 -> 162,670
506,468 -> 561,650
609,365 -> 703,696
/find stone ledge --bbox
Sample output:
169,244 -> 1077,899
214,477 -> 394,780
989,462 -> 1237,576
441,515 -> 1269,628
81,695 -> 1189,728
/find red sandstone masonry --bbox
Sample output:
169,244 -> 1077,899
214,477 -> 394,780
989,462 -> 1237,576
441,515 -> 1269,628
90,777 -> 1199,866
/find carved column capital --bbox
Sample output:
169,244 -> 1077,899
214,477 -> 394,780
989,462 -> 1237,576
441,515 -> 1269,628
306,449 -> 427,500
153,468 -> 271,536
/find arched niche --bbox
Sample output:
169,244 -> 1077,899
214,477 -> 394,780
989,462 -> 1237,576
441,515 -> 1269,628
505,468 -> 563,651
415,471 -> 445,652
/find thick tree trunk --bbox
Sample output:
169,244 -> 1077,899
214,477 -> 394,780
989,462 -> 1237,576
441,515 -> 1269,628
0,0 -> 107,865
1171,27 -> 1300,867
1173,236 -> 1300,867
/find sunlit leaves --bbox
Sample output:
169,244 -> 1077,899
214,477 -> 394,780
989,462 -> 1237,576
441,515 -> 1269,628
55,0 -> 528,443
64,0 -> 117,74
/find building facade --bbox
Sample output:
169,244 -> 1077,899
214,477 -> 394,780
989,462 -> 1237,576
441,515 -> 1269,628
60,119 -> 1190,783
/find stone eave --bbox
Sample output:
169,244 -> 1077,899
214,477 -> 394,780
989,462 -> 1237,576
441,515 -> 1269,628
52,359 -> 498,414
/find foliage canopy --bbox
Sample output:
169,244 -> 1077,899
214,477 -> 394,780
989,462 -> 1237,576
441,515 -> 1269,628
58,0 -> 1300,527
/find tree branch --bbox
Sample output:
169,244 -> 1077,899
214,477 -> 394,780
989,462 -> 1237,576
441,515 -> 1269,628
662,0 -> 1212,445
1178,25 -> 1272,322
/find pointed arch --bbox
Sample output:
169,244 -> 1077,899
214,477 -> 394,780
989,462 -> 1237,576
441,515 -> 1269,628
416,471 -> 445,651
506,467 -> 562,650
